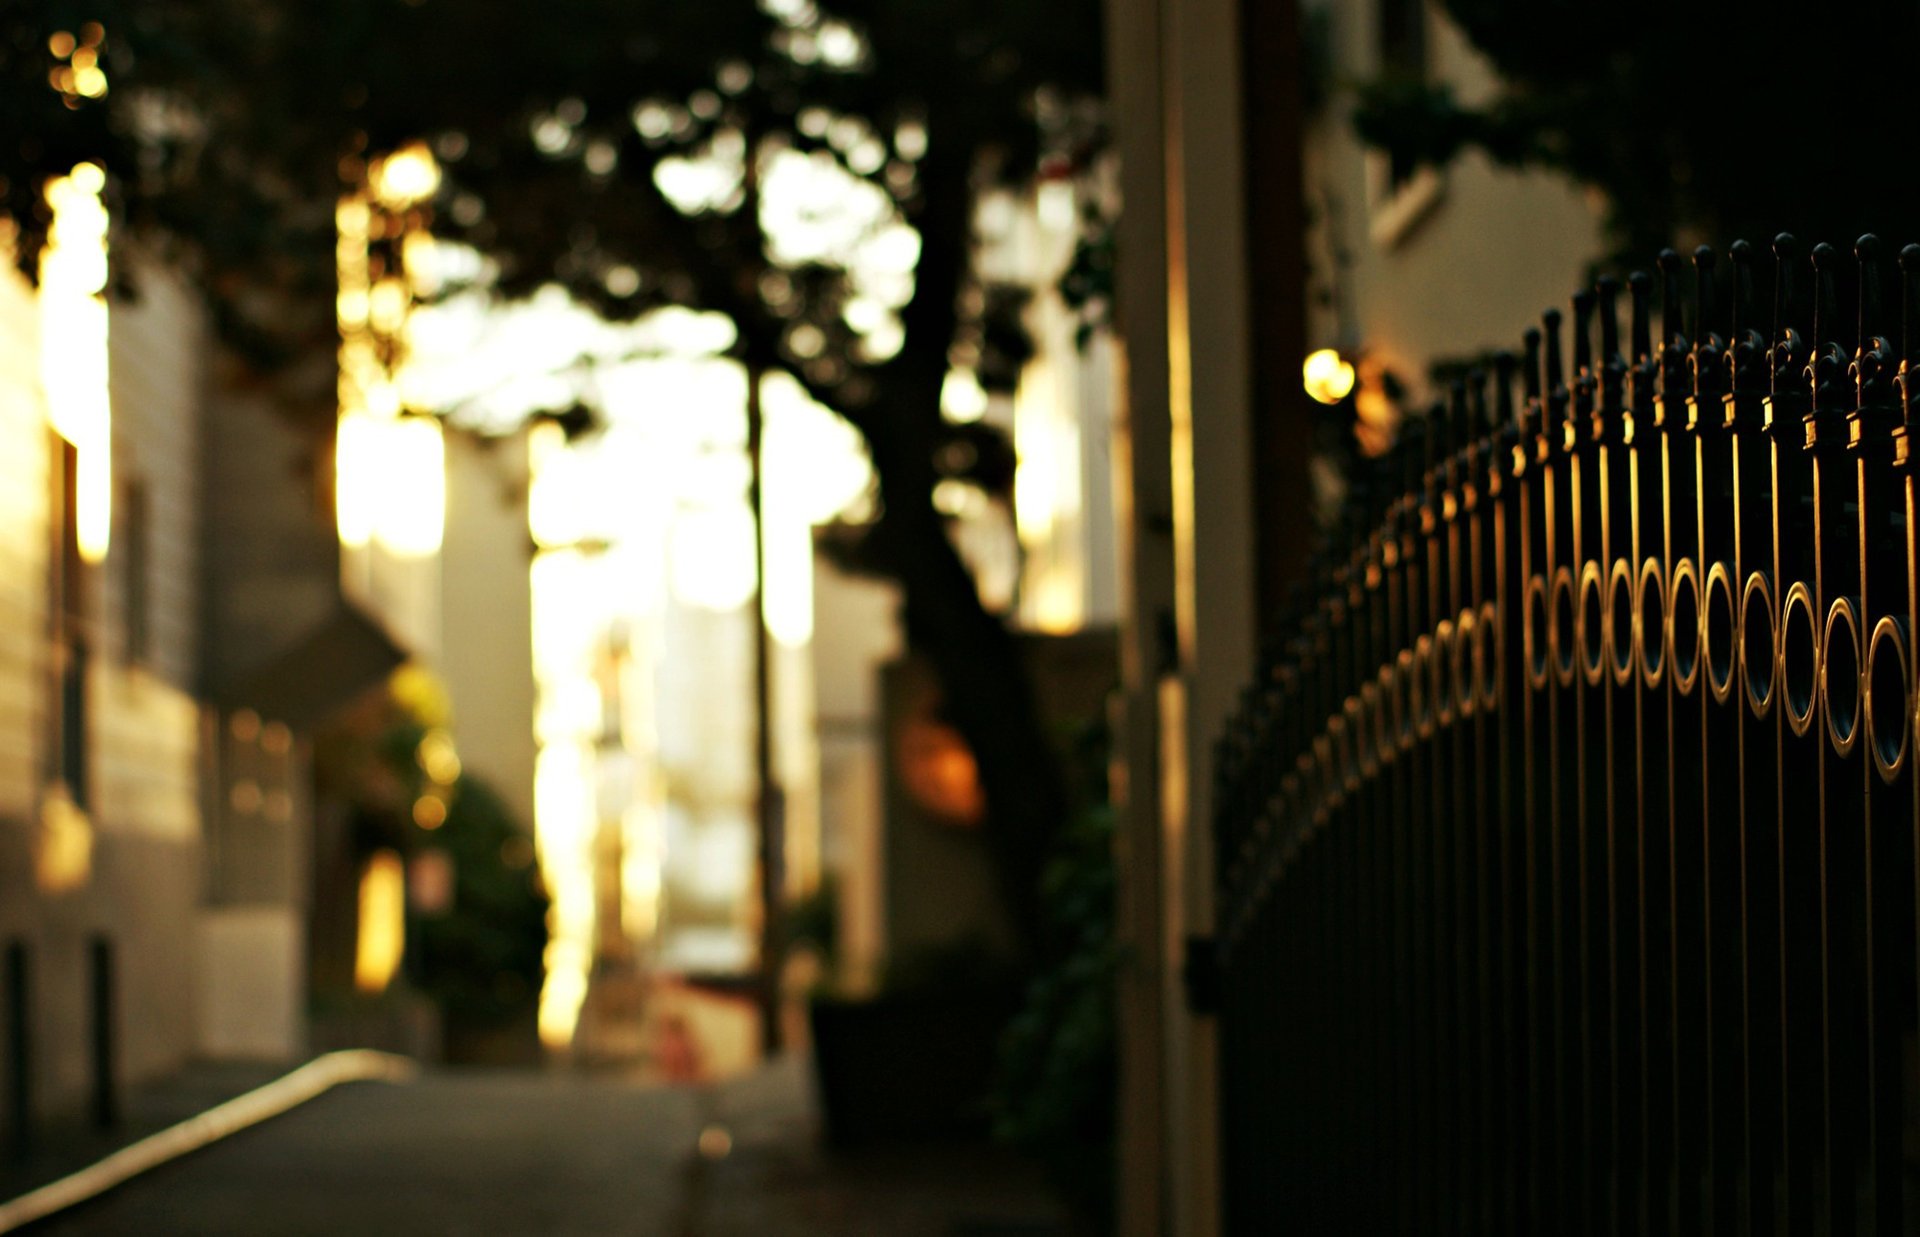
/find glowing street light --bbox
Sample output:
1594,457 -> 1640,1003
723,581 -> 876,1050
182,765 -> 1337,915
1302,347 -> 1356,406
371,142 -> 442,208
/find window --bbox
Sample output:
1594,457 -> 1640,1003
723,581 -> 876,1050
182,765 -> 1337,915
49,432 -> 91,813
121,478 -> 150,665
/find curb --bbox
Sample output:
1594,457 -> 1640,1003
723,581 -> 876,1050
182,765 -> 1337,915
0,1049 -> 417,1233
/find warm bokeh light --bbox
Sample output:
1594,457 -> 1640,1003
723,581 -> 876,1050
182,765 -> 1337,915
1303,347 -> 1357,406
40,162 -> 112,562
335,411 -> 445,556
417,729 -> 462,784
412,794 -> 448,830
354,850 -> 407,993
534,739 -> 597,1048
334,411 -> 377,547
380,416 -> 446,557
897,718 -> 985,826
372,142 -> 442,208
35,784 -> 93,893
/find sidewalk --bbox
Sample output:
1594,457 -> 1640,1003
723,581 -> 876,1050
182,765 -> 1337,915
681,1055 -> 1075,1236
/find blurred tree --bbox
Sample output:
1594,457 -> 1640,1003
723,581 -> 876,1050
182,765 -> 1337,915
2,0 -> 1102,947
1346,0 -> 1920,258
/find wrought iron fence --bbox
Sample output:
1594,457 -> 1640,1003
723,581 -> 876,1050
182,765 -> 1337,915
1212,236 -> 1920,1235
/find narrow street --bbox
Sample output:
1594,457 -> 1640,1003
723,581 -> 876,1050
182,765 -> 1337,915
14,1058 -> 1069,1236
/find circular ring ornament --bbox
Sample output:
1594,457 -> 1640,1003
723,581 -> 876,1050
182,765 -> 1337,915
1475,600 -> 1500,710
1780,581 -> 1819,738
1668,557 -> 1703,696
1432,620 -> 1457,728
1578,560 -> 1607,686
1822,597 -> 1863,759
1550,566 -> 1578,687
1412,636 -> 1436,738
1740,571 -> 1777,717
1524,574 -> 1551,690
1865,616 -> 1910,783
1638,557 -> 1667,688
1453,608 -> 1478,718
1703,562 -> 1737,704
1608,558 -> 1637,685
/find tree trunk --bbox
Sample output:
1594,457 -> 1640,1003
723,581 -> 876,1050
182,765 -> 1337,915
855,122 -> 1071,954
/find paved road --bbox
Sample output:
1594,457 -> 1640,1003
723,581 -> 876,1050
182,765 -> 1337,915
29,1072 -> 710,1236
19,1058 -> 1070,1236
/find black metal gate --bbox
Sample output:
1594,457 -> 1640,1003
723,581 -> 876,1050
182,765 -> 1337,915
1212,236 -> 1920,1234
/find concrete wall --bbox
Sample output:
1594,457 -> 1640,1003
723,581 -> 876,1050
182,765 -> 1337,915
439,429 -> 536,832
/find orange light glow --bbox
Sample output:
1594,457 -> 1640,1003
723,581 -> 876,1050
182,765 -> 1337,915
898,718 -> 986,826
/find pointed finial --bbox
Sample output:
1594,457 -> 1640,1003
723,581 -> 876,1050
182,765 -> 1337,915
1854,234 -> 1895,410
1693,246 -> 1719,339
1658,249 -> 1686,349
1725,240 -> 1769,398
1521,325 -> 1543,434
1899,244 -> 1920,423
1771,233 -> 1806,396
1729,240 -> 1755,338
1808,242 -> 1849,412
1571,288 -> 1595,420
1595,276 -> 1624,415
1466,367 -> 1490,438
1656,249 -> 1689,412
1900,244 -> 1920,371
1812,241 -> 1840,345
1629,270 -> 1652,363
1597,276 -> 1621,361
1493,349 -> 1518,430
1690,246 -> 1725,405
1542,307 -> 1565,421
1857,234 -> 1884,349
1398,412 -> 1427,498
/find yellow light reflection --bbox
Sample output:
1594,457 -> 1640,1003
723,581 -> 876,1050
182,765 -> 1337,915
35,783 -> 93,893
371,142 -> 442,208
335,412 -> 445,556
380,416 -> 446,557
40,162 -> 112,563
335,411 -> 377,546
534,736 -> 597,1049
354,850 -> 407,993
1303,347 -> 1356,406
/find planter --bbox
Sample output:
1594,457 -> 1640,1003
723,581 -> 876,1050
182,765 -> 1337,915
808,990 -> 1018,1148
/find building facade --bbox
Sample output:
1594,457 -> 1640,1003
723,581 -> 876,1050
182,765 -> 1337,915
0,243 -> 206,1149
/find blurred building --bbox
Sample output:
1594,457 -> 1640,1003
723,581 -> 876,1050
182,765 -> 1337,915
0,153 -> 543,1156
0,185 -> 224,1147
1300,0 -> 1601,396
810,171 -> 1122,997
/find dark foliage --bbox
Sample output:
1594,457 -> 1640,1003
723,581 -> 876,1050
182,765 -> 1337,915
1350,0 -> 1920,257
4,0 -> 1104,948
